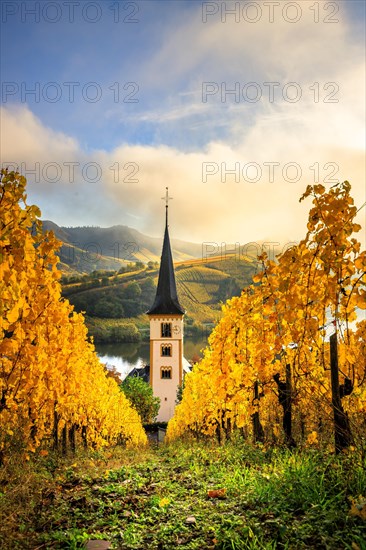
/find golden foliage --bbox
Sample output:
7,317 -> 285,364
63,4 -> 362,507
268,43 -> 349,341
0,169 -> 147,458
167,181 -> 366,446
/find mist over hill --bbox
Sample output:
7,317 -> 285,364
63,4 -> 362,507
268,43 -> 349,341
42,220 -> 204,274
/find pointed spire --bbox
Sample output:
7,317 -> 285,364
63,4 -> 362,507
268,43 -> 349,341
147,189 -> 185,316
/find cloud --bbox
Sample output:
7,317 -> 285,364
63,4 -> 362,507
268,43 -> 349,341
1,102 -> 364,250
1,4 -> 364,248
124,101 -> 212,124
2,104 -> 78,162
100,3 -> 365,160
138,2 -> 361,87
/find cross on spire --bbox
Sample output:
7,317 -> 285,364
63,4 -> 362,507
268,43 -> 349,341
162,187 -> 173,225
162,187 -> 173,207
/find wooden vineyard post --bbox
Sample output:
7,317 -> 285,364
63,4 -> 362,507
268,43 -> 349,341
330,332 -> 352,453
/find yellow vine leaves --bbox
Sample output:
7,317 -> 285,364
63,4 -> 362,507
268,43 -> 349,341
0,169 -> 147,457
167,181 -> 366,445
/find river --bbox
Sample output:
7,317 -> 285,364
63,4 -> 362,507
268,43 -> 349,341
96,335 -> 209,379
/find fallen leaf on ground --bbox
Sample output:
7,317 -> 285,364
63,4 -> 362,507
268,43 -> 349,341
349,495 -> 366,520
207,488 -> 226,499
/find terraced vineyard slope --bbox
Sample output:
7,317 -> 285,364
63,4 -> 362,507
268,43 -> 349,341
62,255 -> 260,341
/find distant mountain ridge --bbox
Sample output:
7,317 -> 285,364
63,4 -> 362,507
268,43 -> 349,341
42,220 -> 203,274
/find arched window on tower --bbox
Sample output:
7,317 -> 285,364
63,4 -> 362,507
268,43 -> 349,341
161,367 -> 172,379
161,344 -> 172,357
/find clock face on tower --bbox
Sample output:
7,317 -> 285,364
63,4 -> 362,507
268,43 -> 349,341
173,324 -> 181,335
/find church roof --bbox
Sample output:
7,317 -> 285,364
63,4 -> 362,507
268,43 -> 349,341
126,365 -> 150,383
147,193 -> 185,316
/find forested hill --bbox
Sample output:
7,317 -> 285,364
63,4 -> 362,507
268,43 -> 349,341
47,220 -> 261,342
42,220 -> 203,274
61,254 -> 260,341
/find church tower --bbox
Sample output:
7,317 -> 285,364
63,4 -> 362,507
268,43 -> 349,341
147,188 -> 185,422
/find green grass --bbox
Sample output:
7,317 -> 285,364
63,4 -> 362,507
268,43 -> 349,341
1,439 -> 365,549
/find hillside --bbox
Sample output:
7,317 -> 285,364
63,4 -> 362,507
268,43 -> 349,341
62,254 -> 260,341
43,220 -> 203,274
53,219 -> 261,341
175,258 -> 256,321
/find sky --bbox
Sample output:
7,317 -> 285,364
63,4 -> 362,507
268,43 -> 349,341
1,0 -> 365,251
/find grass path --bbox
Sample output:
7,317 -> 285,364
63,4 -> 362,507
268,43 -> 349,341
1,440 -> 365,549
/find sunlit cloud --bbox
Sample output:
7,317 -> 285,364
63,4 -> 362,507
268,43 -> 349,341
1,2 -> 365,249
